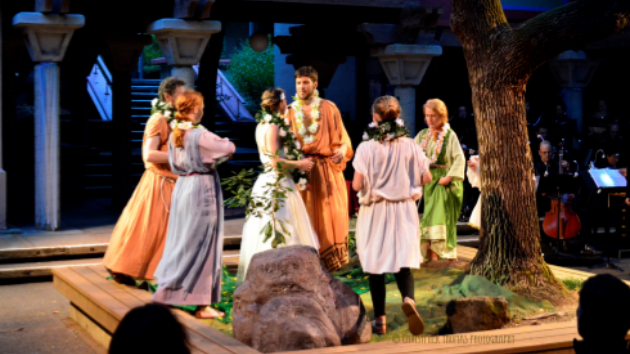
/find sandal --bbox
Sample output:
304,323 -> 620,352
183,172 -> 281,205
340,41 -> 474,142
371,319 -> 386,335
401,301 -> 425,336
195,306 -> 224,319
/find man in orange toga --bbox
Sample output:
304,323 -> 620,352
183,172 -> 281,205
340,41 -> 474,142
287,66 -> 354,272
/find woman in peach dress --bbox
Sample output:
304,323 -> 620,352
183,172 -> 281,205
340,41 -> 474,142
103,78 -> 185,284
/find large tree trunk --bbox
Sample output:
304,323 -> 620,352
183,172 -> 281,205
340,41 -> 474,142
450,0 -> 630,300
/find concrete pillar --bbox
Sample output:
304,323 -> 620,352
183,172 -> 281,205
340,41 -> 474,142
548,50 -> 599,134
372,44 -> 442,136
395,87 -> 417,134
147,18 -> 221,89
34,63 -> 60,230
171,66 -> 196,90
13,12 -> 84,230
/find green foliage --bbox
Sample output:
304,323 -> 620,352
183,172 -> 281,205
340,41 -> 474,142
225,37 -> 274,114
143,34 -> 163,75
561,278 -> 584,291
222,168 -> 256,209
221,155 -> 294,248
348,213 -> 358,257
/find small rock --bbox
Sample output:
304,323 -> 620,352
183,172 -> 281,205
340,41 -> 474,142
52,311 -> 59,315
445,296 -> 510,333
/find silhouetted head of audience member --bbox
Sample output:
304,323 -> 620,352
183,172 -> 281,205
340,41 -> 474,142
575,274 -> 630,353
109,303 -> 190,354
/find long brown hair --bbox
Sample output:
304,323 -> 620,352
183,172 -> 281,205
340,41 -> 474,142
172,90 -> 204,148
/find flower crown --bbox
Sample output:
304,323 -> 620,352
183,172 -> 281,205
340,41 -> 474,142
362,117 -> 409,142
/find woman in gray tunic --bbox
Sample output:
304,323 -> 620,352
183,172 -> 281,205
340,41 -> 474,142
152,90 -> 235,319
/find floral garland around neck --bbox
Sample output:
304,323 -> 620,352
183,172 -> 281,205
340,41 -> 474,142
255,109 -> 309,191
362,118 -> 410,142
151,98 -> 177,124
419,123 -> 450,164
291,90 -> 322,145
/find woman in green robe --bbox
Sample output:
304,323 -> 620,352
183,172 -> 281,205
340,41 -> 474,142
414,99 -> 465,261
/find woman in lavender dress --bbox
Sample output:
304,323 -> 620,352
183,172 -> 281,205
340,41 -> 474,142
152,90 -> 235,319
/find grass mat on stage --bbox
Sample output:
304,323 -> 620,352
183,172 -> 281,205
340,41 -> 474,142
198,267 -> 555,341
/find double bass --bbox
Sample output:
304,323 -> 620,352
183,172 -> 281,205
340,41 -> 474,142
542,143 -> 582,239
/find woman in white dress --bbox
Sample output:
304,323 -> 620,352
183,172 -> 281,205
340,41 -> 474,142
352,96 -> 432,336
237,88 -> 320,284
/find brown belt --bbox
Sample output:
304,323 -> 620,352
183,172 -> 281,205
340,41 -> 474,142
430,164 -> 447,169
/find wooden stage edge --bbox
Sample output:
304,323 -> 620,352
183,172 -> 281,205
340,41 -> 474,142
52,245 -> 619,354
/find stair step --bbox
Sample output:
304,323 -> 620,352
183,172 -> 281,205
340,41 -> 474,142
131,79 -> 162,85
131,86 -> 160,91
0,257 -> 104,279
0,244 -> 108,262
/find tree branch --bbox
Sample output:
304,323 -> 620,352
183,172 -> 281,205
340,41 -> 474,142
508,0 -> 630,76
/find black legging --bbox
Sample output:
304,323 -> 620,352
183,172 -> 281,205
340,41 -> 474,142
368,268 -> 415,318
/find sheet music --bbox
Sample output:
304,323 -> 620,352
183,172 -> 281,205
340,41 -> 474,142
588,168 -> 628,188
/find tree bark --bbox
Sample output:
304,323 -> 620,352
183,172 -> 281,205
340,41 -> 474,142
450,0 -> 630,296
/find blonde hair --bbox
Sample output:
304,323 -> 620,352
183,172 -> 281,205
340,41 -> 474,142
372,95 -> 401,122
172,90 -> 204,148
423,99 -> 449,127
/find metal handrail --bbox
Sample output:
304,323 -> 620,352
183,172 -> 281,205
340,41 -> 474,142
86,55 -> 113,121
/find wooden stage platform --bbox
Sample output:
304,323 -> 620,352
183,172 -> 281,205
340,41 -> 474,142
52,246 -> 609,354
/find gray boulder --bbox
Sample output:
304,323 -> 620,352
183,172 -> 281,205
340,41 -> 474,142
233,246 -> 371,353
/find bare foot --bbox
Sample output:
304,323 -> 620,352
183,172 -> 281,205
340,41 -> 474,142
448,258 -> 458,262
195,306 -> 224,319
427,248 -> 439,261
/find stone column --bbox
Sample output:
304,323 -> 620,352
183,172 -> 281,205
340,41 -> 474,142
548,50 -> 599,134
147,19 -> 221,89
13,12 -> 84,230
372,44 -> 442,135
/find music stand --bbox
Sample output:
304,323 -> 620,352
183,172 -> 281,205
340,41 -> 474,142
585,168 -> 627,271
540,172 -> 580,263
